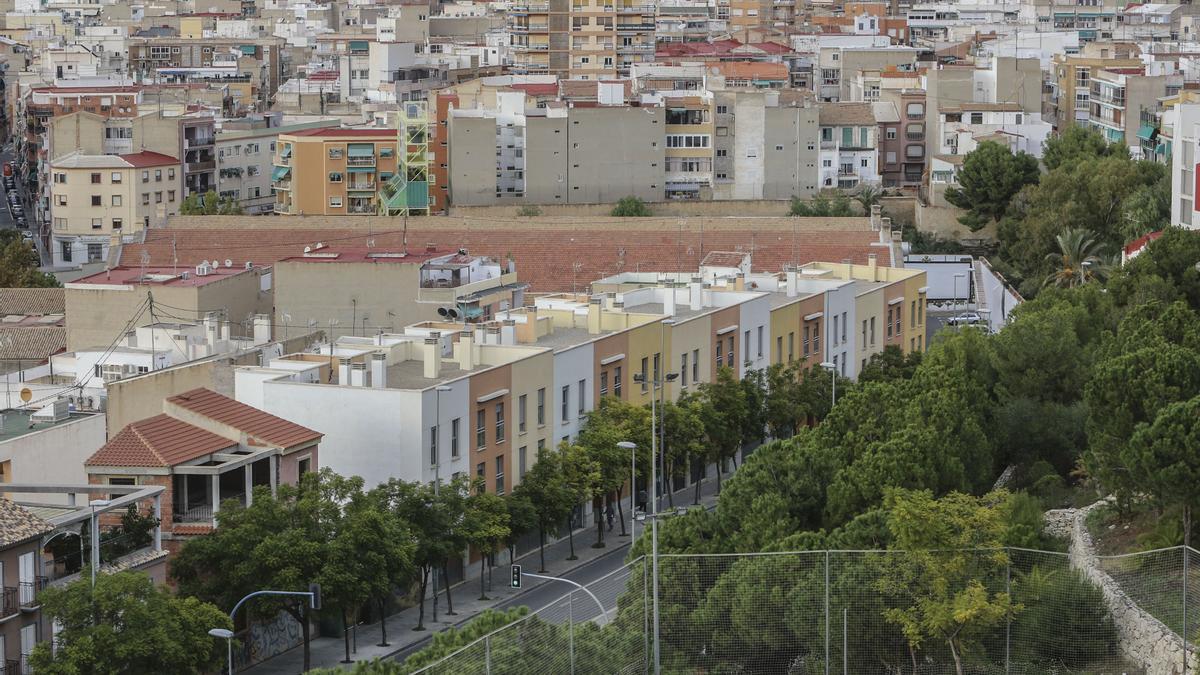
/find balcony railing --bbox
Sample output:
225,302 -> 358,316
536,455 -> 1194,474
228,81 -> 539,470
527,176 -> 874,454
18,577 -> 46,608
0,658 -> 18,675
346,156 -> 376,167
187,160 -> 217,172
0,586 -> 16,619
185,136 -> 215,149
347,182 -> 376,191
273,202 -> 292,214
348,202 -> 375,214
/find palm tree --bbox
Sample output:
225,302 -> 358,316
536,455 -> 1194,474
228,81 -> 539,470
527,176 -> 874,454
854,185 -> 882,214
1043,227 -> 1110,288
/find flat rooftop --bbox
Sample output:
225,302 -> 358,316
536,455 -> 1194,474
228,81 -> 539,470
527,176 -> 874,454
0,409 -> 97,443
67,265 -> 254,288
386,358 -> 473,390
623,302 -> 707,322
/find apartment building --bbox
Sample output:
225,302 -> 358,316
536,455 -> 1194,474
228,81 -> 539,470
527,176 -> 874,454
1167,102 -> 1200,229
0,499 -> 53,674
507,0 -> 655,78
85,388 -> 321,543
1088,68 -> 1180,153
127,36 -> 283,104
216,118 -> 340,215
272,246 -> 525,341
935,103 -> 1053,157
63,263 -> 271,351
818,102 -> 880,189
711,89 -> 819,200
47,151 -> 181,266
272,128 -> 400,215
1046,50 -> 1143,132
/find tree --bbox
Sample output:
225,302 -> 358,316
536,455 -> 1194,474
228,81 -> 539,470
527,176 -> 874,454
1123,396 -> 1200,543
180,189 -> 243,215
857,345 -> 922,384
789,191 -> 854,217
462,487 -> 510,600
660,397 -> 705,507
502,489 -> 537,564
695,367 -> 748,493
0,231 -> 57,287
610,196 -> 651,217
575,398 -> 648,546
1043,227 -> 1111,288
943,141 -> 1040,232
516,448 -> 575,571
1121,168 -> 1170,241
1041,125 -> 1116,171
875,489 -> 1020,675
762,362 -> 806,439
30,571 -> 231,675
854,184 -> 882,213
559,442 -> 599,558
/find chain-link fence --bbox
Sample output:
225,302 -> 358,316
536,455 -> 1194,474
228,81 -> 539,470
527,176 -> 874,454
410,547 -> 1200,674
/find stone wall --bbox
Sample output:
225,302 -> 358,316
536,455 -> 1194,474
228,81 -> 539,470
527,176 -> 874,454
1045,501 -> 1197,674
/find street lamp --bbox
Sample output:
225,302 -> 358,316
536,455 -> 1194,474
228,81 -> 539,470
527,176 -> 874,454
208,627 -> 234,674
953,273 -> 967,315
617,441 -> 637,545
820,361 -> 837,410
432,384 -> 452,624
88,499 -> 109,587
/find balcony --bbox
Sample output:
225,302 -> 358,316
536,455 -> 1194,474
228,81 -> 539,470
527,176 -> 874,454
1,658 -> 18,675
347,181 -> 376,191
616,3 -> 654,12
273,202 -> 292,214
346,156 -> 376,167
187,160 -> 217,173
0,586 -> 16,620
185,136 -> 215,150
348,201 -> 376,214
18,577 -> 46,608
906,133 -> 925,141
617,22 -> 655,31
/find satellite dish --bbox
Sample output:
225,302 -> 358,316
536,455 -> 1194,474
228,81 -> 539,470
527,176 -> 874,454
225,259 -> 233,268
19,388 -> 31,402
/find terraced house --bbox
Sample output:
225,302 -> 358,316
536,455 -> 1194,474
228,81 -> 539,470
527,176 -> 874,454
272,128 -> 400,215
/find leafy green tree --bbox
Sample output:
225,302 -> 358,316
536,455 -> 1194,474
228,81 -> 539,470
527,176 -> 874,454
502,489 -> 537,563
30,571 -> 231,674
559,441 -> 599,557
462,487 -> 510,600
875,489 -> 1020,675
0,230 -> 57,287
762,362 -> 806,439
695,367 -> 749,493
1041,125 -> 1116,171
515,448 -> 576,571
1008,565 -> 1118,669
789,191 -> 854,217
1109,227 -> 1200,312
610,196 -> 651,217
1123,396 -> 1200,543
660,397 -> 704,508
575,397 -> 648,546
180,189 -> 244,215
944,141 -> 1039,232
1121,168 -> 1170,241
989,297 -> 1092,404
858,345 -> 922,383
1043,227 -> 1111,288
854,184 -> 882,213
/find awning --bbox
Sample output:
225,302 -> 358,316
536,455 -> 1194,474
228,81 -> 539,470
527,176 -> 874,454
349,40 -> 369,51
347,166 -> 375,173
1136,124 -> 1157,141
239,45 -> 256,55
272,166 -> 291,180
280,146 -> 292,158
347,144 -> 374,157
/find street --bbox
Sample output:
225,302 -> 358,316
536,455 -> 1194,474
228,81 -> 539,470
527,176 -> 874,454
0,143 -> 46,264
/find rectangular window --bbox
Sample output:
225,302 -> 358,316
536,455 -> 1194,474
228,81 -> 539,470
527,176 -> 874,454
168,168 -> 175,180
495,402 -> 505,443
91,173 -> 102,184
640,357 -> 649,391
600,370 -> 609,396
743,330 -> 750,360
111,195 -> 122,206
537,387 -> 545,424
477,462 -> 485,488
788,332 -> 795,361
519,446 -> 527,480
142,193 -> 150,205
832,316 -> 838,347
862,320 -> 867,350
578,379 -> 586,414
429,425 -> 438,466
911,301 -> 917,328
155,170 -> 162,181
614,366 -> 622,397
91,195 -> 102,206
112,218 -> 122,230
168,190 -> 176,202
451,418 -> 460,457
716,340 -> 723,368
652,353 -> 660,385
142,171 -> 149,182
476,409 -> 486,448
870,317 -> 876,345
757,326 -> 763,358
813,323 -> 820,354
681,352 -> 689,386
561,385 -> 569,422
887,309 -> 893,337
155,192 -> 162,203
841,312 -> 847,344
91,218 -> 103,230
894,306 -> 901,335
519,394 -> 527,433
727,338 -> 733,366
776,336 -> 783,364
692,349 -> 699,383
803,326 -> 810,356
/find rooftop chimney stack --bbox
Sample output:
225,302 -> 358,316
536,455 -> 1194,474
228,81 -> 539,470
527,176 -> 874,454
456,331 -> 476,370
734,272 -> 746,292
786,267 -> 798,297
690,276 -> 703,310
424,337 -> 442,379
868,253 -> 878,281
587,297 -> 603,334
350,362 -> 368,387
663,282 -> 676,317
338,357 -> 352,385
501,319 -> 516,345
371,352 -> 388,388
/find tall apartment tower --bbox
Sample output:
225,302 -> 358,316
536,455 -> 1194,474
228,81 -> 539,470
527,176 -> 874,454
509,0 -> 656,78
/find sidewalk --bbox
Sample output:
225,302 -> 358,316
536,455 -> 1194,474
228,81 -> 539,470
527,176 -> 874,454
243,460 -> 738,674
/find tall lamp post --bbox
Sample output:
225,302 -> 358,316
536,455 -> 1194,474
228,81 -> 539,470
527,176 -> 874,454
617,441 -> 637,545
819,361 -> 837,410
208,628 -> 234,675
88,498 -> 109,587
431,384 -> 452,623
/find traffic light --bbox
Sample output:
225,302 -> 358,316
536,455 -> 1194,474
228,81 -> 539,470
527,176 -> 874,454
309,583 -> 322,610
511,564 -> 522,589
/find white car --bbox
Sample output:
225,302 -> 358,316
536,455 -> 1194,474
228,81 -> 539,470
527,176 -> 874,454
947,312 -> 982,326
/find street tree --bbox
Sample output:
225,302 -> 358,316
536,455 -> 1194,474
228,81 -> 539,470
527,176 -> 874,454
695,367 -> 749,493
660,397 -> 705,508
30,571 -> 231,675
374,477 -> 460,630
502,489 -> 537,564
762,362 -> 805,439
559,441 -> 600,555
575,398 -> 648,546
462,486 -> 510,600
515,448 -> 576,571
0,231 -> 57,287
944,141 -> 1039,232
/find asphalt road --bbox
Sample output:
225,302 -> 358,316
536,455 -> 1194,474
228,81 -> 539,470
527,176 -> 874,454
388,543 -> 636,663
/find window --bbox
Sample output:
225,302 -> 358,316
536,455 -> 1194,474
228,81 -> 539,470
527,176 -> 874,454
477,462 -> 485,488
537,387 -> 546,425
329,172 -> 343,182
776,336 -> 783,364
91,218 -> 103,230
813,323 -> 820,354
561,385 -> 570,422
61,241 -> 72,262
476,409 -> 486,448
91,173 -> 102,184
894,306 -> 901,335
640,357 -> 649,391
519,394 -> 527,433
832,316 -> 838,347
862,320 -> 868,349
91,195 -> 102,206
743,330 -> 750,360
142,193 -> 150,205
142,171 -> 149,183
578,379 -> 586,415
111,195 -> 122,206
155,170 -> 162,182
519,446 -> 527,480
841,312 -> 847,344
788,332 -> 795,361
168,168 -> 175,180
887,308 -> 893,337
716,105 -> 728,114
860,128 -> 869,147
727,337 -> 733,366
87,244 -> 103,262
329,197 -> 343,208
692,349 -> 699,383
614,366 -> 622,397
681,352 -> 689,386
429,425 -> 438,466
716,340 -> 723,367
870,317 -> 876,345
842,127 -> 853,146
600,371 -> 609,396
451,418 -> 460,457
168,190 -> 176,202
803,326 -> 810,356
911,301 -> 917,328
112,218 -> 122,230
665,134 -> 710,148
886,127 -> 897,140
155,192 -> 163,204
495,402 -> 505,443
54,173 -> 66,184
653,353 -> 660,386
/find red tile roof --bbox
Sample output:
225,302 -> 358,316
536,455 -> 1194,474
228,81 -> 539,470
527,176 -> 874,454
285,128 -> 396,138
86,414 -> 235,467
123,224 -> 882,292
118,151 -> 179,167
168,388 -> 322,448
1124,229 -> 1163,256
277,247 -> 448,264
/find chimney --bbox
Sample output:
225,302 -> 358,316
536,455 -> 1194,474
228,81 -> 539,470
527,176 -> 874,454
205,312 -> 219,345
351,362 -> 368,387
338,357 -> 352,385
424,337 -> 442,379
219,320 -> 231,342
501,319 -> 516,345
689,276 -> 703,310
371,352 -> 387,388
606,292 -> 617,310
587,297 -> 602,334
870,204 -> 883,230
734,272 -> 745,292
456,331 -> 476,369
786,267 -> 798,297
662,283 -> 676,317
844,258 -> 853,279
485,326 -> 501,345
868,253 -> 878,281
252,314 -> 271,344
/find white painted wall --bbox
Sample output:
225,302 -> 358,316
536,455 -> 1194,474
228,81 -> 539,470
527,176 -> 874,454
552,342 -> 594,447
735,295 -> 771,378
1,413 -> 106,502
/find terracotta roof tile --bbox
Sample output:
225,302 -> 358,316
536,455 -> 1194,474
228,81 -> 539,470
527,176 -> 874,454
168,388 -> 322,448
819,102 -> 876,126
0,498 -> 53,547
124,225 -> 881,292
711,61 -> 789,80
86,414 -> 235,467
0,327 -> 66,360
0,288 -> 65,315
701,251 -> 749,267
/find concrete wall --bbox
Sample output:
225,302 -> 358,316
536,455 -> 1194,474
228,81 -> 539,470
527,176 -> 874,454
525,115 -> 568,204
763,103 -> 820,201
447,115 -> 499,206
0,413 -> 106,492
272,260 -> 428,341
105,359 -> 223,437
568,106 -> 664,204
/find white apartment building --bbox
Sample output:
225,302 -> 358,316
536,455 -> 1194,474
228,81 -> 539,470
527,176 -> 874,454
935,104 -> 1053,157
818,102 -> 880,189
1168,103 -> 1200,229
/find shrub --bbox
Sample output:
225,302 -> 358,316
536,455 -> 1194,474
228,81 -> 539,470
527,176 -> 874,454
517,205 -> 543,217
611,196 -> 651,217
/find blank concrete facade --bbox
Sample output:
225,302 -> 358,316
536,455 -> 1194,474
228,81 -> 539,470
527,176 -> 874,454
713,90 -> 820,200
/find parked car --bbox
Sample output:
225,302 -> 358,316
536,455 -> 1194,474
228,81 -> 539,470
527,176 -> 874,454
3,162 -> 12,177
947,312 -> 983,326
20,231 -> 32,241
